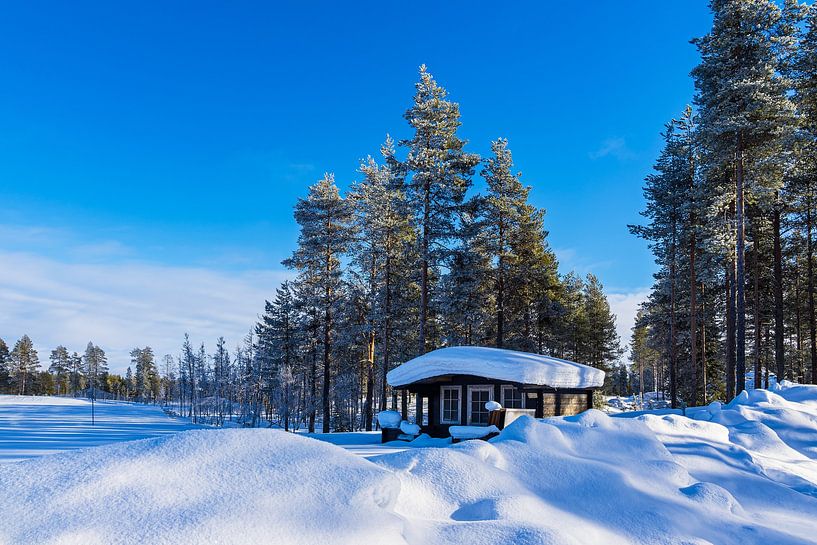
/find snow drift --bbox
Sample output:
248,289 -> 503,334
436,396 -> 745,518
0,429 -> 404,545
2,383 -> 817,545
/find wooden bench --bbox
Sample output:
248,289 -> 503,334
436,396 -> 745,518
488,408 -> 537,430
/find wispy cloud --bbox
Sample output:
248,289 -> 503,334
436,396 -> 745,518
588,137 -> 636,161
553,247 -> 613,277
607,288 -> 651,357
0,250 -> 290,373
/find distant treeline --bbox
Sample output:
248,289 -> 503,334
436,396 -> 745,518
630,1 -> 817,408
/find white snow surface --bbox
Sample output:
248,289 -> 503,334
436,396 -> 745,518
0,395 -> 199,463
3,383 -> 817,544
386,346 -> 605,388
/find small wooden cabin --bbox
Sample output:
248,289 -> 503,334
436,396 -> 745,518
386,346 -> 604,438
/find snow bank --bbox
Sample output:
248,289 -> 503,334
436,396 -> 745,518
376,401 -> 817,545
4,383 -> 817,544
387,346 -> 604,388
0,429 -> 404,545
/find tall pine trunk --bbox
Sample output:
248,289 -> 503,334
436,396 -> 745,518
701,283 -> 708,403
689,216 -> 698,404
496,218 -> 505,348
753,232 -> 761,389
807,192 -> 817,384
364,331 -> 375,432
419,180 -> 430,355
726,259 -> 736,400
795,257 -> 803,382
309,340 -> 316,433
735,142 -> 746,393
323,300 -> 331,433
381,256 -> 392,411
773,202 -> 785,382
669,221 -> 678,408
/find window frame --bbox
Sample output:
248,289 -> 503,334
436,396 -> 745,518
500,385 -> 525,409
439,385 -> 462,424
467,385 -> 494,425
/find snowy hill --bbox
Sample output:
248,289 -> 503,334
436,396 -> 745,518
1,384 -> 817,544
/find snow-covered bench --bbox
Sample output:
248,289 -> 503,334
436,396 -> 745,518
448,425 -> 500,443
378,410 -> 421,443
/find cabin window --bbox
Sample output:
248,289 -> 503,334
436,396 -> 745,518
440,386 -> 462,424
467,385 -> 494,425
501,386 -> 525,409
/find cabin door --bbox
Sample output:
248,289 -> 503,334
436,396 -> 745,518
467,385 -> 493,425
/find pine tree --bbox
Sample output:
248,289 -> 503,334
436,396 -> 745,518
401,65 -> 480,354
284,174 -> 355,432
692,0 -> 800,394
48,346 -> 70,395
481,138 -> 532,348
83,342 -> 107,399
348,137 -> 417,426
0,338 -> 11,392
793,3 -> 817,383
10,335 -> 40,395
581,274 -> 623,375
440,200 -> 492,346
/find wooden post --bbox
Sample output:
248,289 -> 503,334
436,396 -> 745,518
461,387 -> 468,425
401,390 -> 408,421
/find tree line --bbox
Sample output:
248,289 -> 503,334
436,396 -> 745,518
630,0 -> 817,408
260,65 -> 621,433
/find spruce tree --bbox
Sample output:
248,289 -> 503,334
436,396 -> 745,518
692,0 -> 799,394
11,335 -> 40,395
401,65 -> 480,354
48,346 -> 70,395
284,174 -> 354,432
793,3 -> 817,383
348,136 -> 417,425
481,138 -> 533,348
0,338 -> 9,392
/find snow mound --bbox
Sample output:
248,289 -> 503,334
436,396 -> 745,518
0,429 -> 404,545
4,383 -> 817,544
387,346 -> 604,388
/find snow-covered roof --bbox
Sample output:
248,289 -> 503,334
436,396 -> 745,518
386,346 -> 605,389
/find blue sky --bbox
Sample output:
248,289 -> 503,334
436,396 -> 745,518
0,1 -> 712,370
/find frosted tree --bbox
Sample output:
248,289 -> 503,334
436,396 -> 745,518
586,275 -> 622,367
792,3 -> 817,383
11,335 -> 40,395
480,138 -> 527,348
83,342 -> 107,400
48,345 -> 70,395
440,198 -> 491,346
348,136 -> 418,423
692,0 -> 800,394
0,338 -> 9,391
212,337 -> 230,425
401,65 -> 480,354
284,174 -> 355,432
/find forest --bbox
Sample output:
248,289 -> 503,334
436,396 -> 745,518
630,0 -> 817,408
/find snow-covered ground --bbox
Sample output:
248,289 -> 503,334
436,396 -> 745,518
1,384 -> 817,544
0,395 -> 199,463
